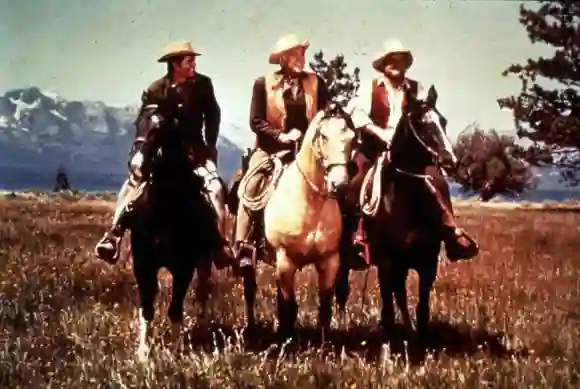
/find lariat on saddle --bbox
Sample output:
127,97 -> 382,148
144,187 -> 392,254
360,151 -> 389,217
237,150 -> 292,212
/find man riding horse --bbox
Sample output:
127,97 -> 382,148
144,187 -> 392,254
343,39 -> 479,265
233,34 -> 332,270
94,41 -> 234,266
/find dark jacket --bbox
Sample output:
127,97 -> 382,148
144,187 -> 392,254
135,73 -> 221,156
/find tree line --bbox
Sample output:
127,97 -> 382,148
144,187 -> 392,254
309,0 -> 579,201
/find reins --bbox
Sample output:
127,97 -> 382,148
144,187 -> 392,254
359,113 -> 442,217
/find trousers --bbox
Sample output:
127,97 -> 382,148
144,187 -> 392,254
111,150 -> 227,236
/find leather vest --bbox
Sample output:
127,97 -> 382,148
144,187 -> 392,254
264,71 -> 318,131
369,77 -> 418,128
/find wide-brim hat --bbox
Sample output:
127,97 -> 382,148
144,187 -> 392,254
157,41 -> 201,63
268,34 -> 310,64
372,39 -> 414,72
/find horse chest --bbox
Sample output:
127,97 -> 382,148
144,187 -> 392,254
265,195 -> 341,255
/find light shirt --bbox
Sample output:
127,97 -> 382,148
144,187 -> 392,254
347,97 -> 373,129
376,75 -> 405,131
344,77 -> 425,144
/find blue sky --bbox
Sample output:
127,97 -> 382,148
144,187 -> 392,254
0,0 -> 550,146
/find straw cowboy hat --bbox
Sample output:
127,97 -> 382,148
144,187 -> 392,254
269,34 -> 310,64
157,41 -> 201,63
372,39 -> 414,72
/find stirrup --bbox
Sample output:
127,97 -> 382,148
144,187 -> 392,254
235,240 -> 255,258
95,236 -> 120,264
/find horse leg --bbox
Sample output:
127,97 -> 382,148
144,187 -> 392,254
416,261 -> 437,345
167,269 -> 195,353
377,262 -> 395,341
195,259 -> 214,327
207,178 -> 228,239
334,263 -> 350,327
316,253 -> 340,343
275,251 -> 298,342
392,263 -> 413,337
241,266 -> 258,333
205,178 -> 236,269
134,265 -> 158,363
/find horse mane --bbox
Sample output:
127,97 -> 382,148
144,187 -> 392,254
320,102 -> 355,128
389,104 -> 431,168
138,93 -> 186,181
302,102 -> 355,145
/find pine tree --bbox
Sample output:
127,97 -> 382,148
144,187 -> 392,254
497,1 -> 580,185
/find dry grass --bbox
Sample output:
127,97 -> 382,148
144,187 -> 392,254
1,197 -> 579,388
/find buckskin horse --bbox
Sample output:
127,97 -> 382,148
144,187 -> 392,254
258,103 -> 357,341
125,88 -> 222,362
335,85 -> 459,345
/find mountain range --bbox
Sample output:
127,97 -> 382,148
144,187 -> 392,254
0,87 -> 245,190
0,86 -> 578,200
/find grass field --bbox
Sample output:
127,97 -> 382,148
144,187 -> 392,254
1,197 -> 579,388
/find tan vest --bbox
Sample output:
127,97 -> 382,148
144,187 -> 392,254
264,71 -> 318,131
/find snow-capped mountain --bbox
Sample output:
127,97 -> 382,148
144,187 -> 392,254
0,87 -> 243,190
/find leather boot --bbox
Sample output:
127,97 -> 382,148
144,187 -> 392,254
433,180 -> 479,261
442,225 -> 479,261
235,241 -> 255,268
95,225 -> 124,264
212,242 -> 236,270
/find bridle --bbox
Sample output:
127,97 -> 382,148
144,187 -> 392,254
129,102 -> 188,185
392,105 -> 448,180
294,106 -> 355,197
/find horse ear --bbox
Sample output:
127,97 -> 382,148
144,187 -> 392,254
426,85 -> 438,106
311,108 -> 326,127
344,98 -> 358,116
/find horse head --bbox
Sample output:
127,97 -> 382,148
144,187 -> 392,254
390,84 -> 458,175
136,85 -> 197,186
305,102 -> 357,197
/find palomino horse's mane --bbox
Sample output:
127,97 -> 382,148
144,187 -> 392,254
302,103 -> 356,145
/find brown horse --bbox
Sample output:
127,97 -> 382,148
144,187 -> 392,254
263,103 -> 357,341
335,85 -> 459,344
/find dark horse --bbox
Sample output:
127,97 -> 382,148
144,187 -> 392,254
125,87 -> 225,362
336,85 -> 458,346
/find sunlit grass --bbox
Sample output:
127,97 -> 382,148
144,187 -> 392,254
1,197 -> 579,388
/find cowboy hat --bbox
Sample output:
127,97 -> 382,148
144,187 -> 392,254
372,39 -> 414,72
268,34 -> 310,64
157,41 -> 201,63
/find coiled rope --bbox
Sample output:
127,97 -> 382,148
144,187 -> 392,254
359,151 -> 388,217
237,151 -> 290,212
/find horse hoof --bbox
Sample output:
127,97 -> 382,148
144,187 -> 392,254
168,323 -> 182,349
276,328 -> 296,346
337,309 -> 347,326
320,328 -> 332,345
136,344 -> 150,364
